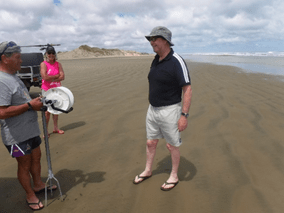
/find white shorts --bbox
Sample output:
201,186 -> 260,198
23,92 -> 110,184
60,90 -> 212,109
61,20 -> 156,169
146,103 -> 182,147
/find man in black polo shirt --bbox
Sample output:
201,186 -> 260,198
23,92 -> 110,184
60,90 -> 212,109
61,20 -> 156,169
133,26 -> 192,191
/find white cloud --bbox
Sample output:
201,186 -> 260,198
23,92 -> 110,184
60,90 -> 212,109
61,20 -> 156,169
1,0 -> 53,11
0,0 -> 283,53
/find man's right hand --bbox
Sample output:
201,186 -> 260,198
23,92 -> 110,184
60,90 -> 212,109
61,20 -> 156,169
29,97 -> 43,111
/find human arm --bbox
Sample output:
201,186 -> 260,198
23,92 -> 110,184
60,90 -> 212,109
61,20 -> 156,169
40,62 -> 60,82
0,97 -> 43,119
54,62 -> 65,82
178,85 -> 192,132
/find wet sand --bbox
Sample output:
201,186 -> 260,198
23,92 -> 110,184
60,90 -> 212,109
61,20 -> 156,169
1,56 -> 284,213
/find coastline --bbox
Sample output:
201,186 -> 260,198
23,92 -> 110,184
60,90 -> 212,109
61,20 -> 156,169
183,54 -> 284,77
1,56 -> 284,213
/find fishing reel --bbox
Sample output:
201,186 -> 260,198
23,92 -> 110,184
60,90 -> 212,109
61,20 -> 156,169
41,86 -> 74,114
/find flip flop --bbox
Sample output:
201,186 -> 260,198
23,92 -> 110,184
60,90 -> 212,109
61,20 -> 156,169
26,200 -> 44,211
34,184 -> 57,194
133,175 -> 152,184
53,130 -> 64,134
160,181 -> 179,191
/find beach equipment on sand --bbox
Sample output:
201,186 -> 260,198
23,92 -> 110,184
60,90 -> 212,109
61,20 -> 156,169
43,86 -> 74,115
40,86 -> 74,206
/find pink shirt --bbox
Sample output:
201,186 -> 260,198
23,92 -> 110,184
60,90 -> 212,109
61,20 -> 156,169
41,61 -> 61,91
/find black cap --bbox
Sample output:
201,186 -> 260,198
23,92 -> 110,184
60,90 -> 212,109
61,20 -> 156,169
46,45 -> 56,54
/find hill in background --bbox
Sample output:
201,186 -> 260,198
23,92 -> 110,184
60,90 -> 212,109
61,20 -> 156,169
58,45 -> 150,60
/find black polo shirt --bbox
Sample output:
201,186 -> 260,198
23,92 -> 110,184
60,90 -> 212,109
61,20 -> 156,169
148,49 -> 191,107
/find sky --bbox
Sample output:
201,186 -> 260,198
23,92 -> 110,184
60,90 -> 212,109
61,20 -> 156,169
0,0 -> 284,54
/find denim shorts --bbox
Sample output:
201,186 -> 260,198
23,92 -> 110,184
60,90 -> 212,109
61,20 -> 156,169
146,103 -> 182,147
5,136 -> 42,158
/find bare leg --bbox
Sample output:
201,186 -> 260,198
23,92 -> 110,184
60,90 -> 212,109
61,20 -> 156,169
134,139 -> 158,183
16,152 -> 44,210
45,111 -> 50,128
161,143 -> 180,189
53,114 -> 64,133
29,147 -> 46,191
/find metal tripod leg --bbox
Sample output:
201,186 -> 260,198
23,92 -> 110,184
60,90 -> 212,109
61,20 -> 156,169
44,170 -> 63,206
41,107 -> 63,206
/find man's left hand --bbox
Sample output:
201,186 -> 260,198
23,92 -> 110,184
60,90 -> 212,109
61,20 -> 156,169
178,116 -> 188,132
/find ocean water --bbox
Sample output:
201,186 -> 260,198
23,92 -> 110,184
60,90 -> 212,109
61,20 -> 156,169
182,52 -> 284,77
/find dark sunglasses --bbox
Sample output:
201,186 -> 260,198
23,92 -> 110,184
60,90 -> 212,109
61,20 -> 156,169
149,36 -> 163,42
47,51 -> 56,55
0,41 -> 17,56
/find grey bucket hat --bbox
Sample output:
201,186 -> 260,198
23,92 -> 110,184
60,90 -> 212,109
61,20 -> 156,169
145,26 -> 174,46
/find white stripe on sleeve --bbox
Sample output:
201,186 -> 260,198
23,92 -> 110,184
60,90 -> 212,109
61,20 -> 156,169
173,53 -> 190,83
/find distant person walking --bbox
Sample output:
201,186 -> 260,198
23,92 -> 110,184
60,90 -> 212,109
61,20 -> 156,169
40,45 -> 65,137
0,41 -> 57,211
133,26 -> 192,191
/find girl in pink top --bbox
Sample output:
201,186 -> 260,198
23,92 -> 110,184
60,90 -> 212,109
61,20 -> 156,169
40,45 -> 65,136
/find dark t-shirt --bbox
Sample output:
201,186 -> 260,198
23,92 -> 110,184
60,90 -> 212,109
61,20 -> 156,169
148,49 -> 191,107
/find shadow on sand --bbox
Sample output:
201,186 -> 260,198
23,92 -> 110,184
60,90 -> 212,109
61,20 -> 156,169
0,169 -> 106,212
152,156 -> 197,181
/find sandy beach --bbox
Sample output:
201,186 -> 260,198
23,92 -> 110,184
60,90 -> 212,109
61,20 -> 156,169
1,56 -> 284,213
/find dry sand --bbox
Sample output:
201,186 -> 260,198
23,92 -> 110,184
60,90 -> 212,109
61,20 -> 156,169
1,56 -> 284,213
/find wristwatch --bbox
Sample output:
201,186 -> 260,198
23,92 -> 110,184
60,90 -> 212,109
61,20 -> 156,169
181,112 -> 189,118
27,102 -> 33,111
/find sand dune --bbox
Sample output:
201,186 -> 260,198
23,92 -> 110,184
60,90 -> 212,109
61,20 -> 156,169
57,45 -> 149,60
0,56 -> 284,213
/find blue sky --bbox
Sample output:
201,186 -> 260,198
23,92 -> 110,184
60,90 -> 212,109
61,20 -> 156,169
53,0 -> 61,4
0,0 -> 283,54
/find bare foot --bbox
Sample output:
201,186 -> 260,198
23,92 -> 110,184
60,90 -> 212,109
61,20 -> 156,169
133,171 -> 152,184
26,196 -> 44,210
160,181 -> 179,191
43,133 -> 50,138
162,176 -> 179,189
53,129 -> 64,134
161,176 -> 179,190
33,184 -> 57,193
